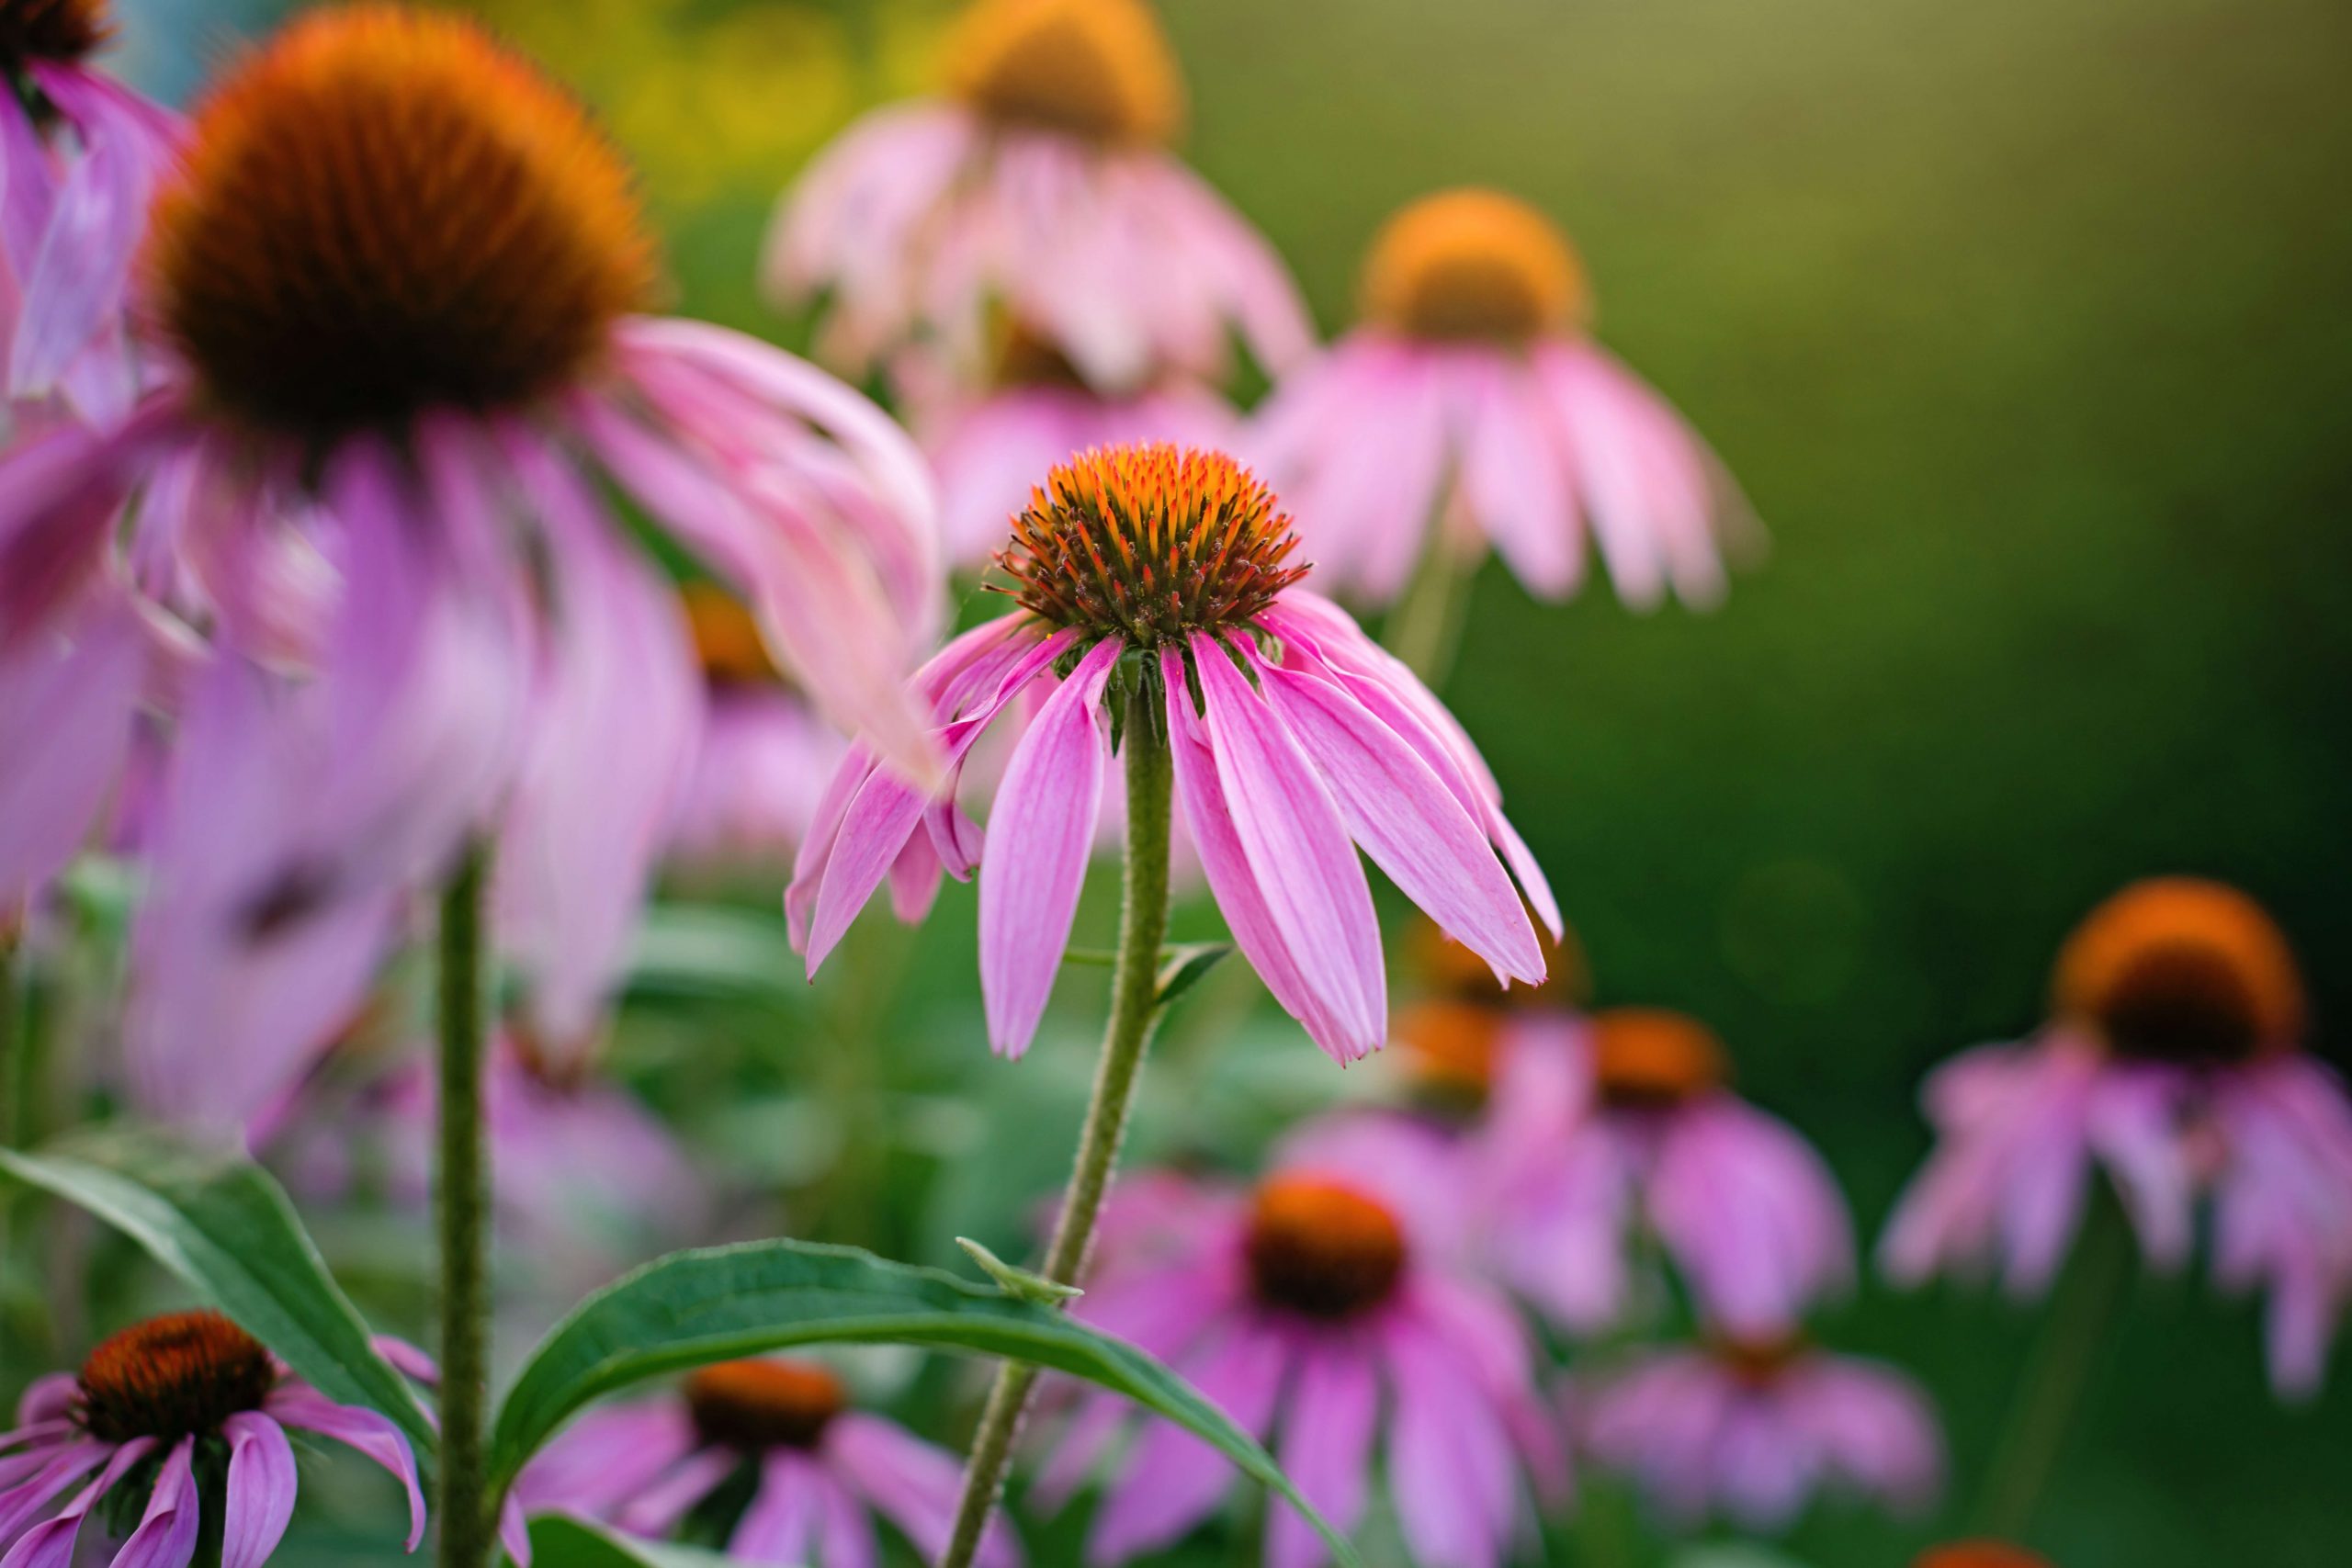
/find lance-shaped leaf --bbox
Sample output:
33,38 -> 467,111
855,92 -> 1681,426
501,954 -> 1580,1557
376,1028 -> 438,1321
0,1129 -> 437,1465
491,1239 -> 1359,1567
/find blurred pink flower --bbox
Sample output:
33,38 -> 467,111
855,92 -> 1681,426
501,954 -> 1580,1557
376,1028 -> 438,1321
667,582 -> 847,867
0,8 -> 940,1129
0,1310 -> 426,1565
1577,1336 -> 1942,1532
514,1359 -> 1020,1568
1033,1115 -> 1564,1568
1250,188 -> 1754,609
1881,877 -> 2352,1398
788,445 -> 1556,1064
1472,1007 -> 1852,1339
765,0 -> 1308,400
2,0 -> 181,424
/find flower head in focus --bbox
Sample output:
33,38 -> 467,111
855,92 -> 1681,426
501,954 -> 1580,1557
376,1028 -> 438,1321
1030,1115 -> 1564,1568
766,0 -> 1309,402
1577,1332 -> 1943,1531
789,442 -> 1558,1063
1,0 -> 181,424
1250,186 -> 1756,609
1880,876 -> 2352,1397
0,1310 -> 427,1565
512,1357 -> 1021,1568
0,4 -> 942,1131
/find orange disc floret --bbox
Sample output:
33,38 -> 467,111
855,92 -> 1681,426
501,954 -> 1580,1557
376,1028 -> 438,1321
149,4 -> 655,440
1245,1175 -> 1408,1319
2053,877 -> 2303,1066
1914,1544 -> 2054,1568
75,1310 -> 276,1443
1590,1008 -> 1728,1109
1361,188 -> 1588,344
1710,1331 -> 1807,1390
681,581 -> 780,689
996,444 -> 1308,648
1,0 -> 109,65
1409,914 -> 1589,1011
944,0 -> 1183,148
684,1359 -> 847,1451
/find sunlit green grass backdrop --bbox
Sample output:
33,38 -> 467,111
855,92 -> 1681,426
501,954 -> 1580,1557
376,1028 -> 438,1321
90,0 -> 2352,1562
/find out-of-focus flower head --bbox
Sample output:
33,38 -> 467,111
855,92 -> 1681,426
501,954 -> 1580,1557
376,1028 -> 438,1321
1390,910 -> 1590,1110
766,0 -> 1310,405
1881,876 -> 2352,1399
1915,1543 -> 2055,1568
789,443 -> 1559,1064
1577,1332 -> 1943,1532
1,0 -> 182,427
1031,1113 -> 1565,1568
1251,186 -> 1757,610
0,4 -> 943,1131
0,1310 -> 427,1564
1470,1005 -> 1853,1339
513,1356 -> 1022,1568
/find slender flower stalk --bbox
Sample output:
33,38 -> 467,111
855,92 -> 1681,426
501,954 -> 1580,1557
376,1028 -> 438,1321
942,676 -> 1173,1568
1382,537 -> 1477,686
1973,1186 -> 2135,1540
435,844 -> 493,1568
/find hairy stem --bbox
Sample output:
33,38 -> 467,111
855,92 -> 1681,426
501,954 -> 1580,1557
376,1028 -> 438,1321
1974,1183 -> 2138,1538
938,684 -> 1175,1568
435,845 -> 495,1568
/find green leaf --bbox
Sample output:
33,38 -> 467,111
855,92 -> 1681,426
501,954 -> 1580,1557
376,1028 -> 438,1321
626,904 -> 800,1003
1154,942 -> 1234,1008
491,1239 -> 1360,1567
524,1517 -> 736,1568
0,1128 -> 437,1469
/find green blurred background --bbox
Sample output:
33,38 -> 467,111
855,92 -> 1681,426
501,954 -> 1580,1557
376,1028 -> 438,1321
72,0 -> 2352,1562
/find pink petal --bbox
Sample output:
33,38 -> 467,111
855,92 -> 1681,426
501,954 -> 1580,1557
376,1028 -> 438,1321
1087,1325 -> 1288,1565
0,1438 -> 151,1568
978,637 -> 1121,1056
266,1393 -> 424,1551
105,1437 -> 198,1568
829,1416 -> 1021,1568
1191,635 -> 1385,1057
1248,646 -> 1542,985
1264,1343 -> 1378,1568
730,1451 -> 819,1565
216,1415 -> 297,1568
0,581 -> 141,901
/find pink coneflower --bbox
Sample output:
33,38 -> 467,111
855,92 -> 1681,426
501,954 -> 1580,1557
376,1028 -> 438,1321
667,582 -> 845,867
1470,1006 -> 1852,1339
0,6 -> 939,1127
1251,188 -> 1752,609
513,1359 -> 1020,1568
1033,1118 -> 1563,1568
899,328 -> 1234,570
1577,1335 -> 1943,1532
766,0 -> 1308,401
787,443 -> 1557,1063
1881,877 -> 2352,1397
1,0 -> 181,423
1388,913 -> 1589,1111
0,1310 -> 426,1565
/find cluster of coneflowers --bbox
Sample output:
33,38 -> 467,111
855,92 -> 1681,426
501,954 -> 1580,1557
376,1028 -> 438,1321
1,4 -> 2346,1568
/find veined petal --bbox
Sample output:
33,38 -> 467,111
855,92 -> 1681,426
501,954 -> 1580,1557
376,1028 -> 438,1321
216,1416 -> 297,1568
0,1438 -> 152,1568
1191,634 -> 1385,1057
1160,650 -> 1359,1059
978,637 -> 1121,1056
266,1393 -> 424,1551
106,1437 -> 198,1568
1248,645 -> 1543,985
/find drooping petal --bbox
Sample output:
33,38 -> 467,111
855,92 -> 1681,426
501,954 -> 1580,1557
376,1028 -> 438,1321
104,1437 -> 198,1568
0,581 -> 142,902
491,432 -> 702,1053
216,1415 -> 298,1568
0,1438 -> 151,1568
1264,1343 -> 1378,1568
729,1451 -> 820,1565
1382,1317 -> 1515,1568
829,1416 -> 1021,1568
1190,635 -> 1385,1057
978,637 -> 1121,1055
0,1438 -> 116,1554
1087,1325 -> 1289,1566
1247,645 -> 1542,985
266,1393 -> 424,1551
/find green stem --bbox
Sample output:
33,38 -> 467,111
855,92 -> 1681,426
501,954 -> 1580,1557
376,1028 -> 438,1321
1382,540 -> 1476,688
435,846 -> 495,1568
938,681 -> 1175,1568
1973,1184 -> 2138,1539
